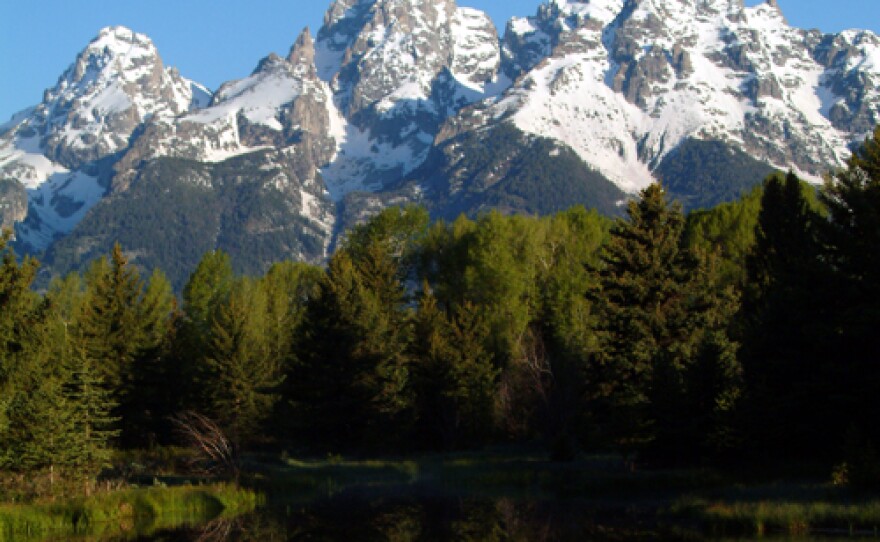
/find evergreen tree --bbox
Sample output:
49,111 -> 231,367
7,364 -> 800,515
175,250 -> 234,413
821,126 -> 880,349
204,279 -> 281,447
16,360 -> 79,478
77,244 -> 147,445
411,286 -> 496,449
126,269 -> 177,446
595,184 -> 741,463
289,209 -> 419,450
741,172 -> 831,458
260,262 -> 322,366
65,344 -> 119,471
0,230 -> 41,468
78,244 -> 145,393
819,126 -> 880,454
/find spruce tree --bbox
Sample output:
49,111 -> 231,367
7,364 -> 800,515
819,126 -> 880,455
77,244 -> 147,445
822,126 -> 880,348
0,230 -> 41,468
176,250 -> 234,413
595,184 -> 741,463
740,172 -> 832,458
289,233 -> 414,450
78,244 -> 145,393
65,343 -> 119,472
204,280 -> 281,447
411,286 -> 496,449
126,269 -> 177,446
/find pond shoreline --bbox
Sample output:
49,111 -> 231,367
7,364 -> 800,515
4,450 -> 879,540
0,483 -> 259,542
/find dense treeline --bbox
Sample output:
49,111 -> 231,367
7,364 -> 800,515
3,128 -> 880,488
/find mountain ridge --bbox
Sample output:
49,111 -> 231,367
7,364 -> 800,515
0,0 -> 877,288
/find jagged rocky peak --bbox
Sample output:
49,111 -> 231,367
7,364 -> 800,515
0,25 -> 211,253
483,0 -> 879,197
62,26 -> 159,85
502,0 -> 626,77
24,25 -> 207,169
314,0 -> 507,199
450,8 -> 501,87
288,27 -> 317,71
315,0 -> 504,114
316,0 -> 466,112
114,22 -> 340,173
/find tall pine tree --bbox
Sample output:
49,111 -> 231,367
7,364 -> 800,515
740,172 -> 831,459
595,184 -> 741,464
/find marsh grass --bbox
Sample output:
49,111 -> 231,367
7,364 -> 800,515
256,449 -> 721,503
672,496 -> 880,536
0,483 -> 259,542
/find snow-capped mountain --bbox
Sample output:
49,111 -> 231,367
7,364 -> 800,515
479,0 -> 878,193
0,0 -> 878,288
0,26 -> 209,251
315,0 -> 509,197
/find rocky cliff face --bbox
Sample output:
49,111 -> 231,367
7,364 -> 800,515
0,26 -> 208,251
0,0 -> 878,288
476,0 -> 878,195
315,0 -> 508,198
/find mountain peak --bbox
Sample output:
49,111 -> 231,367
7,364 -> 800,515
288,27 -> 316,67
749,0 -> 787,22
84,25 -> 158,63
11,24 -> 208,171
93,25 -> 150,43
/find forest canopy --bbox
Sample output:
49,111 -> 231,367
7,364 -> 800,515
3,127 -> 880,489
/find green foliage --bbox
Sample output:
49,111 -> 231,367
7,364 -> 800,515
290,208 -> 422,450
657,138 -> 777,211
125,269 -> 178,447
0,483 -> 259,541
0,230 -> 41,468
821,126 -> 880,340
6,119 -> 880,484
78,244 -> 145,392
204,279 -> 282,446
260,261 -> 323,366
684,185 -> 763,286
595,184 -> 742,462
414,123 -> 626,220
817,126 -> 880,458
411,287 -> 497,449
740,172 -> 834,459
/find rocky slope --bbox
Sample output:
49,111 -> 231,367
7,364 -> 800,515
471,0 -> 879,194
0,0 -> 878,287
0,26 -> 208,252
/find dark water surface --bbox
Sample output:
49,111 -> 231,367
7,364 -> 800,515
93,492 -> 864,542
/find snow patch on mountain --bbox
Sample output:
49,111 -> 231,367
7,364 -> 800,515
0,25 -> 210,250
17,171 -> 104,252
320,121 -> 432,200
187,56 -> 305,130
483,0 -> 879,193
500,53 -> 654,192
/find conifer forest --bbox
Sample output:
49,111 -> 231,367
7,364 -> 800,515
3,126 -> 880,519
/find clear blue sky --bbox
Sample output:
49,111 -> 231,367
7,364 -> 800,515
1,0 -> 878,122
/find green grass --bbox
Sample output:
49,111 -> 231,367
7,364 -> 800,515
254,448 -> 721,503
261,449 -> 880,538
0,483 -> 260,542
671,496 -> 880,536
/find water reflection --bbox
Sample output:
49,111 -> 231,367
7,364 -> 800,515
114,494 -> 861,542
